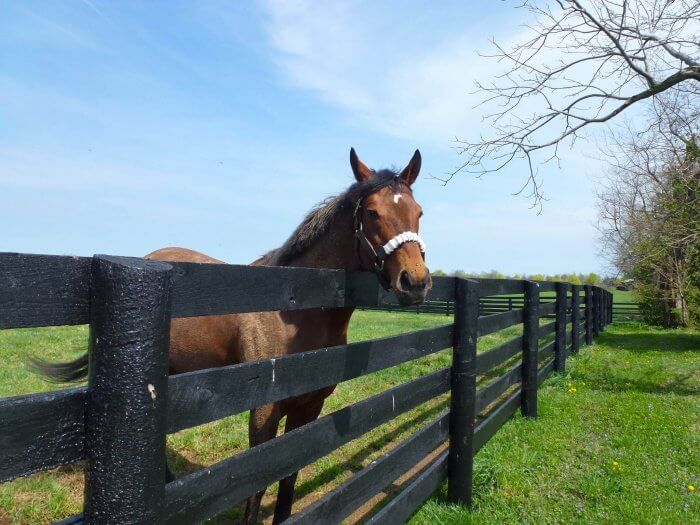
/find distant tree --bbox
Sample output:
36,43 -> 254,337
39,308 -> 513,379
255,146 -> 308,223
583,273 -> 602,285
432,269 -> 447,277
597,104 -> 700,326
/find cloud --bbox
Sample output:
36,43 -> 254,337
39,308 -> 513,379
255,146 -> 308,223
259,1 -> 497,148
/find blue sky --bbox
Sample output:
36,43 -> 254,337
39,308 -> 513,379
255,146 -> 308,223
1,1 -> 610,275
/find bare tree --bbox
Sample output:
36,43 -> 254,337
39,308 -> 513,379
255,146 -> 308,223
456,0 -> 700,207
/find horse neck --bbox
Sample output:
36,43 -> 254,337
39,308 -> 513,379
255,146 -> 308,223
287,211 -> 359,271
284,211 -> 358,335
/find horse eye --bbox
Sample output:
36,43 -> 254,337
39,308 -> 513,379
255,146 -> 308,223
367,209 -> 380,219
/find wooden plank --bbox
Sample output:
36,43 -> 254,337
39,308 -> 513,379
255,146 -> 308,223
538,321 -> 556,338
0,253 -> 91,329
164,368 -> 450,523
538,358 -> 555,385
448,278 -> 478,506
475,336 -> 522,375
365,451 -> 448,525
475,363 -> 522,413
522,282 -> 539,418
167,324 -> 453,433
287,414 -> 449,525
169,262 -> 345,317
345,274 -> 455,307
535,281 -> 556,292
83,255 -> 173,524
476,279 -> 525,297
473,389 -> 521,453
539,340 -> 555,362
539,301 -> 557,316
477,308 -> 524,336
0,387 -> 86,482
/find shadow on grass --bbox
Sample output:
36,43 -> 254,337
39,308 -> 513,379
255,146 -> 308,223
598,328 -> 700,354
578,328 -> 700,396
166,398 -> 449,524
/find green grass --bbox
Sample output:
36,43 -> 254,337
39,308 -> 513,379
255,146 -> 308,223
412,323 -> 699,524
611,288 -> 637,302
0,316 -> 697,524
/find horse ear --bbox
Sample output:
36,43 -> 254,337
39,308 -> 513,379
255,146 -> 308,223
350,147 -> 374,182
399,149 -> 421,186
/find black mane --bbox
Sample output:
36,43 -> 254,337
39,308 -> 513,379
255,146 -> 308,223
263,169 -> 408,266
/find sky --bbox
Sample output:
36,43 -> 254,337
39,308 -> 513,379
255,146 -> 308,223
1,1 -> 613,275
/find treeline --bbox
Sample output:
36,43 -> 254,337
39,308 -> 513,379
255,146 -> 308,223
597,101 -> 699,328
430,269 -> 604,286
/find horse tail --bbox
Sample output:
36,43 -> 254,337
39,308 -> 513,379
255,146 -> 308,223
28,352 -> 89,383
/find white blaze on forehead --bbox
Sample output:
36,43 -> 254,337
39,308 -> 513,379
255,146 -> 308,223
393,193 -> 402,204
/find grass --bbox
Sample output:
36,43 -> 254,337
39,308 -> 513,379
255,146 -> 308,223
611,288 -> 637,302
0,315 -> 697,524
412,322 -> 699,524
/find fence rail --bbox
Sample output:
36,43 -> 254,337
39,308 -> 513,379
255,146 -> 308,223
0,252 -> 613,524
366,291 -> 643,323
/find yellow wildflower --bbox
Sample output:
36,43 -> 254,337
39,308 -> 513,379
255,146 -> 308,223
689,485 -> 696,492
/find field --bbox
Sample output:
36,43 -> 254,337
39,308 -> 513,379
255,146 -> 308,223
0,312 -> 697,524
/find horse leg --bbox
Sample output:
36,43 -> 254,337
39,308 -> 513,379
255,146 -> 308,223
272,400 -> 325,524
244,403 -> 282,525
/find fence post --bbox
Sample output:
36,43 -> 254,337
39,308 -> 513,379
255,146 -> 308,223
83,255 -> 173,524
603,290 -> 610,327
609,292 -> 613,324
571,284 -> 581,354
448,278 -> 479,507
593,286 -> 603,337
554,282 -> 567,372
600,290 -> 605,329
592,287 -> 600,338
522,280 -> 539,417
584,285 -> 593,346
603,290 -> 609,326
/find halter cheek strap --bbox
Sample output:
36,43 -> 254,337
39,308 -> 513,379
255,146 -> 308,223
353,200 -> 426,290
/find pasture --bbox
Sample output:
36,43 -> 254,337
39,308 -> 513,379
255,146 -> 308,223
1,313 -> 697,524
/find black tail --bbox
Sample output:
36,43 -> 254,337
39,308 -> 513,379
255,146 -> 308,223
28,352 -> 89,383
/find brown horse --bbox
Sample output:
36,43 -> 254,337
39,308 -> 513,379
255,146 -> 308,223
38,148 -> 431,524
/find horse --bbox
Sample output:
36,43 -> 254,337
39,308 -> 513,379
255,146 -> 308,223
35,148 -> 431,524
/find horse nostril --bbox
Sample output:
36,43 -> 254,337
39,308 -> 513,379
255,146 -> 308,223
399,271 -> 412,291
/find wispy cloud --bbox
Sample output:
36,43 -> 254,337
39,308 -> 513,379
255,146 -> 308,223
260,0 -> 497,147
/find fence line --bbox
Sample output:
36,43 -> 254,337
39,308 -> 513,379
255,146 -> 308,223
0,252 -> 613,524
365,293 -> 642,323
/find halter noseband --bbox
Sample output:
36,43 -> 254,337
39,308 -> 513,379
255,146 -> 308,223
353,192 -> 426,290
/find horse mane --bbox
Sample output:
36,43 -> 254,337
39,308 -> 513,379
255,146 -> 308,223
262,169 -> 409,266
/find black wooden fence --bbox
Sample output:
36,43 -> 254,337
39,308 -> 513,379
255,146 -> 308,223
0,253 -> 612,524
612,301 -> 642,321
369,292 -> 634,322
